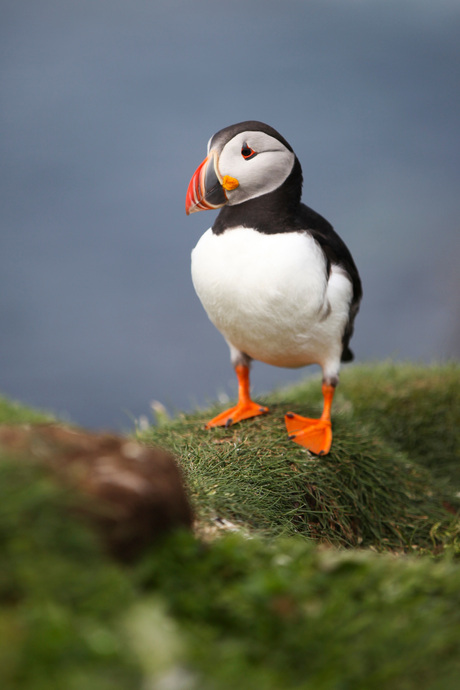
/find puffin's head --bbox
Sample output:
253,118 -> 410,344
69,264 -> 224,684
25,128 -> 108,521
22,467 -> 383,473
185,121 -> 296,215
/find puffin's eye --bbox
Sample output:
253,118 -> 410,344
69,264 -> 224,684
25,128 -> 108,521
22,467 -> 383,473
241,142 -> 257,160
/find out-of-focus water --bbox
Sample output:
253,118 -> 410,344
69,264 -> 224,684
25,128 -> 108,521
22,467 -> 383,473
1,0 -> 459,429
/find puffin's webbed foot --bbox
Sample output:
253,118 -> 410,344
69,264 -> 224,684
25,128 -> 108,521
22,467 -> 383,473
205,400 -> 269,429
205,363 -> 268,429
285,413 -> 332,455
284,383 -> 336,455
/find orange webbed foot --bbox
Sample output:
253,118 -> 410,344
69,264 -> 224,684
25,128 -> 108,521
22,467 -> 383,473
285,412 -> 332,456
205,400 -> 269,429
205,363 -> 269,429
285,383 -> 335,455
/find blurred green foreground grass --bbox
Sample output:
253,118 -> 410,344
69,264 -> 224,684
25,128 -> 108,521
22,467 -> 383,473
0,362 -> 459,689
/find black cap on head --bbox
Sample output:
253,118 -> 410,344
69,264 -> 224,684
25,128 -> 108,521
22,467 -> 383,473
210,120 -> 294,154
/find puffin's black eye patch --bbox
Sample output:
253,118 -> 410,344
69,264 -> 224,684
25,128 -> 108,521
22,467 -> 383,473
241,142 -> 257,160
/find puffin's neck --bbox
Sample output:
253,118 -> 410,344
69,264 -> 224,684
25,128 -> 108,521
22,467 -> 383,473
212,157 -> 303,235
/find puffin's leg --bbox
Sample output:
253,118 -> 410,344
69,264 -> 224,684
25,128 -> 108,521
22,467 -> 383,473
284,380 -> 336,455
205,361 -> 269,429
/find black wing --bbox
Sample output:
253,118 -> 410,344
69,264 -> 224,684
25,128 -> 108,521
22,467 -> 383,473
298,203 -> 363,362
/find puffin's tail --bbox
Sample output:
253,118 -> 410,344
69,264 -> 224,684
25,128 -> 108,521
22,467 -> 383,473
341,347 -> 354,363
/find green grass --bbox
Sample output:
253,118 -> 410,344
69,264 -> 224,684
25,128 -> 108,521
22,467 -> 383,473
0,461 -> 140,689
0,362 -> 459,689
131,530 -> 460,690
139,362 -> 459,553
0,394 -> 54,425
341,362 -> 460,492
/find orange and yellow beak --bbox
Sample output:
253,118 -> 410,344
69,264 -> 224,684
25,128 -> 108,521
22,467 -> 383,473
185,151 -> 239,215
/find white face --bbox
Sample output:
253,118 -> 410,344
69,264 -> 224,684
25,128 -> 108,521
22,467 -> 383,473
214,130 -> 295,206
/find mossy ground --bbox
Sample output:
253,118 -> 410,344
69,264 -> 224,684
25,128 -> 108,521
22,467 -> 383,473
0,363 -> 459,689
140,362 -> 459,552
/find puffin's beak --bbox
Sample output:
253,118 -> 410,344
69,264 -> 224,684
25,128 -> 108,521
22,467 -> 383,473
185,151 -> 228,215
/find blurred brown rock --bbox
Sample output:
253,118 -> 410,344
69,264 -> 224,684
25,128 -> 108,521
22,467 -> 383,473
0,423 -> 193,561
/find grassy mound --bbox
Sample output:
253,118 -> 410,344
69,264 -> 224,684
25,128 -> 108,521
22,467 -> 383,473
131,531 -> 460,690
341,362 -> 459,493
1,501 -> 459,689
139,362 -> 459,553
0,394 -> 54,425
0,362 -> 459,689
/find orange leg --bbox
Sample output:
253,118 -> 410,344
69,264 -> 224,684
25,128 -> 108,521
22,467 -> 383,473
205,364 -> 269,429
284,384 -> 335,455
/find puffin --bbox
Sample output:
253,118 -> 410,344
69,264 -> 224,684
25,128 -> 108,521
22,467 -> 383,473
185,121 -> 362,455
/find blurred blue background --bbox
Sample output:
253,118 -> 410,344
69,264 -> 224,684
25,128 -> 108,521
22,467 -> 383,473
1,0 -> 459,429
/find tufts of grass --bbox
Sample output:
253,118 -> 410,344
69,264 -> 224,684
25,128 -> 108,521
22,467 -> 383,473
130,529 -> 460,690
139,363 -> 459,553
1,465 -> 460,690
0,364 -> 459,689
0,394 -> 54,425
340,362 -> 460,496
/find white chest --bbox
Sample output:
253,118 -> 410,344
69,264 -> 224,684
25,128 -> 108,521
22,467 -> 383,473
191,227 -> 342,366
